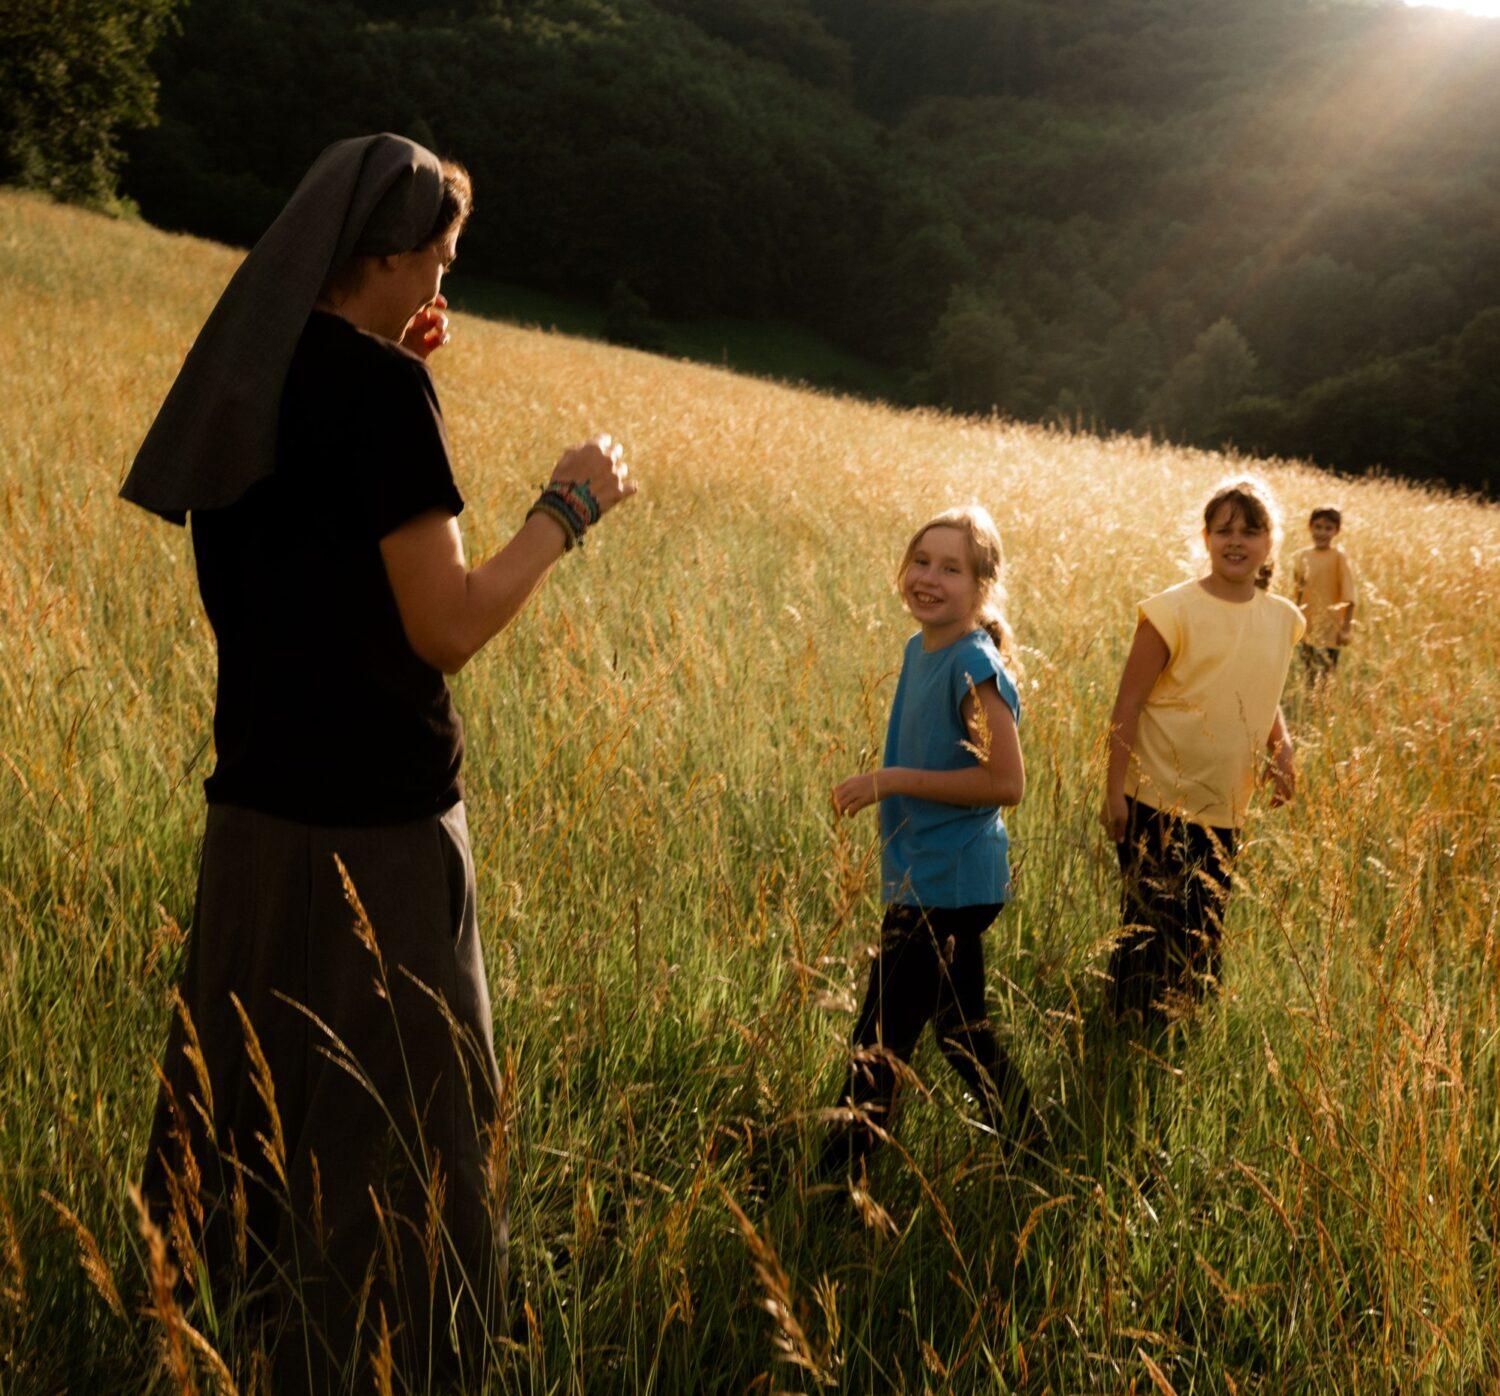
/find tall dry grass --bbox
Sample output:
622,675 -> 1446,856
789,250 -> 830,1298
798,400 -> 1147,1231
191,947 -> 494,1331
1,188 -> 1497,1392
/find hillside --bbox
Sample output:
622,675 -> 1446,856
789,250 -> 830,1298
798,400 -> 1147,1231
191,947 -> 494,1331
2,191 -> 1499,1391
102,0 -> 1500,492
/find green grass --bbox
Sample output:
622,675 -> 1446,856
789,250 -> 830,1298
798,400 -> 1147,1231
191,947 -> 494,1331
2,187 -> 1499,1393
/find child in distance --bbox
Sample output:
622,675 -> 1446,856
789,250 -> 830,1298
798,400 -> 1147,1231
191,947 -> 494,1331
1292,506 -> 1358,683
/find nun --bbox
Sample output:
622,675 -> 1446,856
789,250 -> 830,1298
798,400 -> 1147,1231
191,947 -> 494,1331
127,133 -> 634,1389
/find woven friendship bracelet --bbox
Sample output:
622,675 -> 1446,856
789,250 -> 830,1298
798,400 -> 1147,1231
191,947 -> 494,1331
527,495 -> 583,550
541,485 -> 591,538
558,479 -> 602,526
531,479 -> 602,528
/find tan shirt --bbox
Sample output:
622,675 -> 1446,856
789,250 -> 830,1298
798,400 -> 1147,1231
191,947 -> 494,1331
1292,545 -> 1357,647
1127,580 -> 1305,828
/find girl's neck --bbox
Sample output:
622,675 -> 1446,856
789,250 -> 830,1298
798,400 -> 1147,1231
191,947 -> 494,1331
1198,572 -> 1259,603
920,616 -> 979,651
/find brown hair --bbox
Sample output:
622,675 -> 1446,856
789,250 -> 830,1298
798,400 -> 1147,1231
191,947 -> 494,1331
1202,476 -> 1282,590
321,158 -> 472,304
426,159 -> 473,246
898,504 -> 1023,678
1309,506 -> 1342,528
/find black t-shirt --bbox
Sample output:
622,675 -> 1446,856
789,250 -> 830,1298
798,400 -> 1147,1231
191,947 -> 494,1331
193,311 -> 465,825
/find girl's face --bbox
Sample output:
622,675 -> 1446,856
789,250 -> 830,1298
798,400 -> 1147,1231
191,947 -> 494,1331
902,525 -> 980,630
1203,503 -> 1271,587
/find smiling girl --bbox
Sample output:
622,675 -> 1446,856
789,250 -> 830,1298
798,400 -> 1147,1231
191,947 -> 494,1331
818,505 -> 1041,1184
1101,478 -> 1304,1024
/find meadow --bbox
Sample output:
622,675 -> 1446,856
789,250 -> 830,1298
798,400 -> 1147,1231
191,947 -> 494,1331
1,187 -> 1497,1393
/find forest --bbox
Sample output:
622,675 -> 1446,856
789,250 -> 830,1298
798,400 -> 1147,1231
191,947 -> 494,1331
5,0 -> 1498,491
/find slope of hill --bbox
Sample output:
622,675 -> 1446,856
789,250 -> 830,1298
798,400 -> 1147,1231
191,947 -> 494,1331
2,191 -> 1498,1391
112,0 -> 1500,491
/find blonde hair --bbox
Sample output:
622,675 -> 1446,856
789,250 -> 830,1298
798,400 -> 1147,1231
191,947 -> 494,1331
898,504 -> 1023,678
1202,475 -> 1283,590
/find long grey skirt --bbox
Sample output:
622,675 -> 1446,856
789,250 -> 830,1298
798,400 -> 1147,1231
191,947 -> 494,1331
142,801 -> 506,1392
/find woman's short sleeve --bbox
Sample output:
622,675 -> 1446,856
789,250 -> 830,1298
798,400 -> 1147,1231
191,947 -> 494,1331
1138,591 -> 1180,658
357,356 -> 465,541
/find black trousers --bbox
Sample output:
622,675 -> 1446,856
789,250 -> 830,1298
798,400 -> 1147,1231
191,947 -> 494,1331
818,902 -> 1034,1177
1300,643 -> 1341,682
1108,796 -> 1237,1023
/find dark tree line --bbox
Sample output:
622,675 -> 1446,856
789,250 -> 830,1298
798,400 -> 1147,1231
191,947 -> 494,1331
0,0 -> 178,207
6,0 -> 1498,491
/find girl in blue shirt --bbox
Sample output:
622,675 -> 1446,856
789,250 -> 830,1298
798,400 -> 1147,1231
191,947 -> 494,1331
818,505 -> 1040,1182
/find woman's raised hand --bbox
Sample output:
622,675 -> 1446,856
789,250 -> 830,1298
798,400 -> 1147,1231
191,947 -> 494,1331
549,434 -> 638,520
400,294 -> 450,359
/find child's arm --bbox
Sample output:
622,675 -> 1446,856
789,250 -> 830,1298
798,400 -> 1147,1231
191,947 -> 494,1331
832,678 -> 1022,815
1293,554 -> 1310,623
1338,556 -> 1357,644
1264,705 -> 1295,806
1100,618 -> 1170,843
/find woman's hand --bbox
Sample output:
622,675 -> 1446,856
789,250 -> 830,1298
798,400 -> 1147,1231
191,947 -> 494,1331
400,294 -> 450,359
549,434 -> 637,520
833,772 -> 881,817
1100,791 -> 1129,844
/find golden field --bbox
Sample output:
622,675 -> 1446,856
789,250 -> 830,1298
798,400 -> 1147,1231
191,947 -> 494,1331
1,188 -> 1498,1392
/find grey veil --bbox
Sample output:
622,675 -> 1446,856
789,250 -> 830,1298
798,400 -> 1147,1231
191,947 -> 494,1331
120,133 -> 443,524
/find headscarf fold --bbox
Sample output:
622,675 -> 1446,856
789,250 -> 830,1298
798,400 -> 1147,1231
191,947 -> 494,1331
121,133 -> 444,523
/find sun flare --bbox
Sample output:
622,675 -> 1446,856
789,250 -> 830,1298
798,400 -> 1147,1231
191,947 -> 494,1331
1405,0 -> 1500,16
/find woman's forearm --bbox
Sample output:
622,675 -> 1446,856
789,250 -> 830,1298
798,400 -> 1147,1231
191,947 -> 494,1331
384,436 -> 635,674
881,764 -> 1021,809
449,513 -> 570,665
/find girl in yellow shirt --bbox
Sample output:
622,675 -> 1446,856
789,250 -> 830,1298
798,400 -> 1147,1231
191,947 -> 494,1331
1100,478 -> 1304,1024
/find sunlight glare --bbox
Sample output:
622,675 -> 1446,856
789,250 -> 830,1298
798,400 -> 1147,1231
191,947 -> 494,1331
1405,0 -> 1500,16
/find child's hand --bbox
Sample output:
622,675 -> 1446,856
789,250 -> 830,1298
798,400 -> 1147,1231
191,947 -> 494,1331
400,294 -> 450,359
1265,746 -> 1296,807
833,772 -> 880,817
1100,792 -> 1128,844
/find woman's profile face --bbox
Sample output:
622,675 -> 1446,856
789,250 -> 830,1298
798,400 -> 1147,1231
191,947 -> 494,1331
393,228 -> 459,320
362,228 -> 459,341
